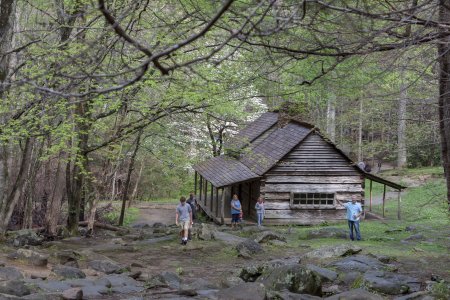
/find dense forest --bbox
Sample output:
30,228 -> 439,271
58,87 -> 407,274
0,0 -> 448,236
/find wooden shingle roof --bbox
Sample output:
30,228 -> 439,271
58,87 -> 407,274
227,112 -> 278,150
194,113 -> 315,187
240,122 -> 312,175
193,156 -> 259,188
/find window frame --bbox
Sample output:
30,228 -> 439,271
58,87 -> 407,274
290,192 -> 335,209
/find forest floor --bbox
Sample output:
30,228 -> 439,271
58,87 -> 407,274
0,168 -> 448,299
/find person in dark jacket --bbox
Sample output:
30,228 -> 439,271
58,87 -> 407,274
186,192 -> 197,220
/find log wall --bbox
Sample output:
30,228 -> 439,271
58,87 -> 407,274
261,133 -> 364,224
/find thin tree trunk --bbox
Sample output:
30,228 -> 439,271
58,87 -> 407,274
357,99 -> 363,162
44,152 -> 64,236
118,130 -> 142,225
326,94 -> 336,142
128,161 -> 144,208
85,165 -> 97,235
397,66 -> 408,168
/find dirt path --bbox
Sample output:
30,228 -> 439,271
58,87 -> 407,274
132,203 -> 177,227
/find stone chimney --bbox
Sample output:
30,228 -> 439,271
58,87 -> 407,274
275,101 -> 312,127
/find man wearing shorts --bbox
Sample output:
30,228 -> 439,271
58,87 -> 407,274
176,196 -> 193,245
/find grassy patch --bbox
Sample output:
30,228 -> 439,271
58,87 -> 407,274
364,179 -> 386,197
104,207 -> 140,226
381,167 -> 444,177
365,167 -> 444,197
286,178 -> 449,257
370,179 -> 448,224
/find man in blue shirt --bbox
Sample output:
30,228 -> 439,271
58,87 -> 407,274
337,195 -> 362,241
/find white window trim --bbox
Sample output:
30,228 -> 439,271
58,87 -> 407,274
290,192 -> 335,209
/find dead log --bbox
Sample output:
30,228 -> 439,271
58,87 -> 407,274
6,221 -> 129,236
78,221 -> 130,233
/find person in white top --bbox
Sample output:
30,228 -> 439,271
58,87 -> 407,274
255,196 -> 265,227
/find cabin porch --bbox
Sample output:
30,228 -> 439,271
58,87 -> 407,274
194,171 -> 260,224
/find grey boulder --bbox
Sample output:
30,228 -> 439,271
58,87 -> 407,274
217,282 -> 266,300
0,280 -> 31,297
9,230 -> 43,247
266,290 -> 322,299
304,244 -> 362,259
305,227 -> 348,239
0,267 -> 23,281
147,271 -> 181,289
52,265 -> 86,279
257,264 -> 321,296
253,231 -> 286,244
88,260 -> 121,274
8,249 -> 48,267
331,255 -> 391,273
236,239 -> 263,258
198,223 -> 217,241
62,287 -> 83,300
325,288 -> 384,300
363,271 -> 421,295
305,264 -> 338,282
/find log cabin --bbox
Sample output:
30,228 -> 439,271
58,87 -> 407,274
193,112 -> 405,225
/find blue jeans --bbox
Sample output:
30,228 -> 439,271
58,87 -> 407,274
348,220 -> 361,240
257,213 -> 264,226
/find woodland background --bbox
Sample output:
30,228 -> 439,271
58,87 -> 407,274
0,0 -> 448,236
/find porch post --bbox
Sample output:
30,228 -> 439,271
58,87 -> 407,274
369,179 -> 373,212
210,182 -> 214,210
247,182 -> 252,215
219,187 -> 226,224
199,176 -> 203,204
204,179 -> 208,206
194,171 -> 198,196
382,184 -> 386,218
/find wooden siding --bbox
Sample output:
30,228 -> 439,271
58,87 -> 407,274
263,209 -> 348,225
262,133 -> 364,224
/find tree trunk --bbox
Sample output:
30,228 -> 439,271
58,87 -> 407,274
397,66 -> 408,168
0,0 -> 16,84
438,0 -> 450,209
326,94 -> 336,143
0,0 -> 16,212
129,161 -> 144,208
66,101 -> 90,235
21,141 -> 38,229
44,152 -> 64,236
357,99 -> 363,162
0,137 -> 33,236
85,166 -> 97,235
118,130 -> 142,226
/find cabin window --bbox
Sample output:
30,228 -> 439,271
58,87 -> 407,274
290,193 -> 335,208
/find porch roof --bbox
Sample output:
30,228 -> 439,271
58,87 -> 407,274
193,156 -> 259,188
363,171 -> 407,190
